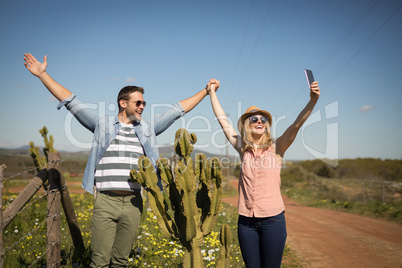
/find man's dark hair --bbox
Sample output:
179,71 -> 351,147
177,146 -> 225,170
117,86 -> 144,109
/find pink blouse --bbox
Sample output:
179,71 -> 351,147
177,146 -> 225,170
238,146 -> 285,217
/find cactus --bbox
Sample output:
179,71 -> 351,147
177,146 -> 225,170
29,141 -> 47,170
29,127 -> 57,170
216,224 -> 232,268
130,129 -> 230,267
39,126 -> 56,160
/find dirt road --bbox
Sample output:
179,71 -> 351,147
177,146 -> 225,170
222,180 -> 402,268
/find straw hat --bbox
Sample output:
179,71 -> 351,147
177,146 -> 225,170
237,106 -> 272,132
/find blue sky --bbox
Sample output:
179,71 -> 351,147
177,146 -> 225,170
1,0 -> 401,161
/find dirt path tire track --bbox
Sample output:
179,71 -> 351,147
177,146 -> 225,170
222,179 -> 402,268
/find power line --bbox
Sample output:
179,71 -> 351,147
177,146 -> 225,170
316,0 -> 378,76
298,0 -> 378,96
228,0 -> 255,92
279,1 -> 401,116
228,0 -> 274,112
324,2 -> 402,87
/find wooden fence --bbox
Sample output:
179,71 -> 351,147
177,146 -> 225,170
0,152 -> 84,267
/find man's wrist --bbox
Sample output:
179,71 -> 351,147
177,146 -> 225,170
38,72 -> 47,79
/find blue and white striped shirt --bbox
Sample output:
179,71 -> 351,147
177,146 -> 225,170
95,123 -> 144,191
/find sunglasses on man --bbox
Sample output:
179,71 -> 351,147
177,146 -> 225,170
249,116 -> 268,124
125,99 -> 147,107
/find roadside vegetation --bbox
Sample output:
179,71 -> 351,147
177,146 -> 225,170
280,158 -> 402,223
3,150 -> 400,266
2,172 -> 302,267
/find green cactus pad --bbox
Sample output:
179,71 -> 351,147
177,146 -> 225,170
130,129 -> 230,267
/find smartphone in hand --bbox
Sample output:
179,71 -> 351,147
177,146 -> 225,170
305,69 -> 315,87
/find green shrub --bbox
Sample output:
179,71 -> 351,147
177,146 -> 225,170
281,160 -> 402,223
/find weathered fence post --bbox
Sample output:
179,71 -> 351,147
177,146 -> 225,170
47,153 -> 62,267
1,168 -> 48,229
0,164 -> 6,268
58,164 -> 85,260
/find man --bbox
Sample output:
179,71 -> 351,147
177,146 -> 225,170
23,53 -> 218,267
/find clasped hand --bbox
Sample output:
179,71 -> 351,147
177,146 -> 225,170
206,78 -> 220,94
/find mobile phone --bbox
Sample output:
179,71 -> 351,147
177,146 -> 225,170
305,69 -> 315,87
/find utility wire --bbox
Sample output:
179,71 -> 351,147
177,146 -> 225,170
279,1 -> 400,116
316,0 -> 378,76
228,0 -> 255,92
228,0 -> 274,112
324,2 -> 402,87
282,0 -> 378,112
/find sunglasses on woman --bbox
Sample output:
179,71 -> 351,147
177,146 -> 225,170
249,116 -> 268,124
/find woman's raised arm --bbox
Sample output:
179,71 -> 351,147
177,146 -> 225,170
208,80 -> 242,153
276,81 -> 320,157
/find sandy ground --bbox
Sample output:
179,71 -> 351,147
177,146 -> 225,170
221,179 -> 402,268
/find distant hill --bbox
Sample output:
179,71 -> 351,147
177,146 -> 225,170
158,145 -> 228,160
0,146 -> 90,160
0,146 -> 89,178
0,146 -> 32,156
0,145 -> 226,160
292,158 -> 402,182
2,146 -> 400,183
0,145 -> 230,179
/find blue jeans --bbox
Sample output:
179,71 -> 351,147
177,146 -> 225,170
238,211 -> 287,268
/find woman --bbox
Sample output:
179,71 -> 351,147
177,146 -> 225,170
207,79 -> 320,267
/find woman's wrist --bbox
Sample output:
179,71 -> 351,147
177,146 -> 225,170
310,95 -> 319,103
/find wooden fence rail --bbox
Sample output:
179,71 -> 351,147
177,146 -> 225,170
2,168 -> 48,229
0,153 -> 85,267
0,164 -> 5,268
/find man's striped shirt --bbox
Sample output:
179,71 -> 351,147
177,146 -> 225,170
95,123 -> 144,191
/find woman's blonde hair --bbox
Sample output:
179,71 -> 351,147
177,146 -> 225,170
240,117 -> 273,153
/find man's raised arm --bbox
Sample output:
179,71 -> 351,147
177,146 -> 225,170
24,53 -> 72,101
179,79 -> 219,113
